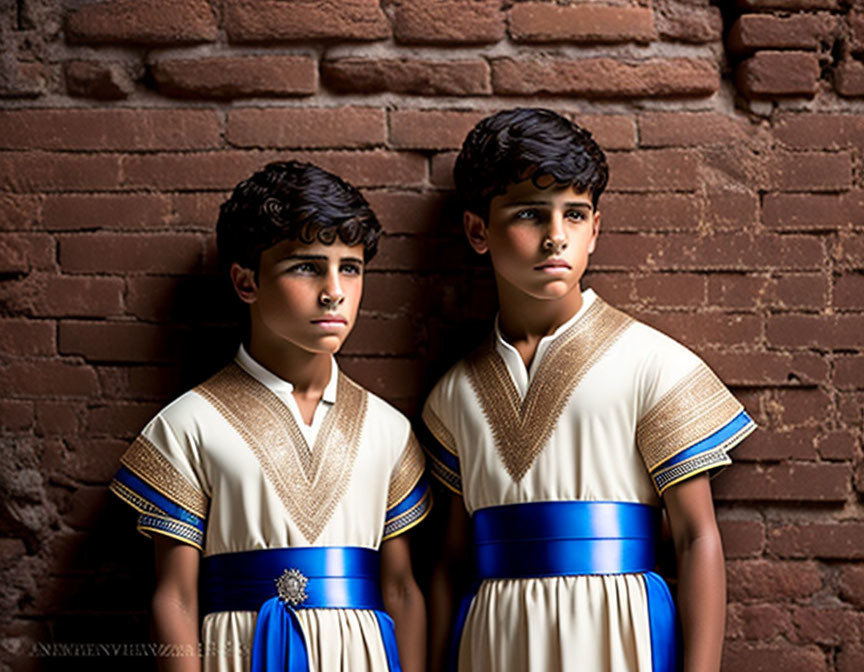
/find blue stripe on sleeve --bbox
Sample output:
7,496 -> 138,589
653,410 -> 754,472
114,466 -> 205,531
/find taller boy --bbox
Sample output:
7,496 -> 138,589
423,109 -> 755,672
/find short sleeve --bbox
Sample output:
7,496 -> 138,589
636,357 -> 756,497
420,383 -> 463,496
383,431 -> 432,541
109,411 -> 210,550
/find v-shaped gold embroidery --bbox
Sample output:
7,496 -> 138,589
195,363 -> 367,543
466,299 -> 633,482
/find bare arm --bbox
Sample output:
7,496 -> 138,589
664,473 -> 726,672
152,536 -> 201,672
380,534 -> 426,672
428,492 -> 471,672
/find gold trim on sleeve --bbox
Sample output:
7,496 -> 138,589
466,298 -> 633,483
120,435 -> 208,519
421,405 -> 457,455
195,363 -> 367,544
637,364 -> 744,471
387,431 -> 426,510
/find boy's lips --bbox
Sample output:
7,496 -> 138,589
311,316 -> 348,328
535,259 -> 572,271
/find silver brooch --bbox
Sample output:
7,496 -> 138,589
275,568 -> 309,606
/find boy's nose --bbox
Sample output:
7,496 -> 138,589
320,271 -> 345,307
544,216 -> 568,251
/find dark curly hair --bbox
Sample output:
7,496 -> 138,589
217,161 -> 382,276
453,108 -> 609,218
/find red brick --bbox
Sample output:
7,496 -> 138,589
835,233 -> 864,268
763,192 -> 864,231
60,321 -> 183,364
491,57 -> 718,98
728,14 -> 834,54
0,152 -> 121,192
633,273 -> 705,307
836,356 -> 864,390
655,2 -> 722,44
838,643 -> 864,672
0,193 -> 41,230
770,524 -> 864,559
582,273 -> 633,307
338,356 -> 425,400
0,109 -> 220,151
639,112 -> 753,148
793,606 -> 864,645
374,236 -> 454,272
713,463 -> 849,502
840,564 -> 864,608
722,642 -> 827,672
769,274 -> 829,310
0,56 -> 48,99
361,272 -> 428,314
1,273 -> 125,318
59,233 -> 203,274
707,274 -> 769,309
736,0 -> 839,10
341,316 -> 420,356
718,519 -> 765,558
152,56 -> 317,99
97,365 -> 183,401
835,273 -> 864,310
767,314 -> 864,349
35,401 -> 84,437
224,0 -> 390,43
727,604 -> 793,640
702,191 -> 760,232
838,393 -> 863,425
607,150 -> 700,192
54,438 -> 127,483
727,560 -> 822,601
851,10 -> 864,53
322,59 -> 490,96
0,360 -> 99,397
43,193 -> 172,231
392,0 -> 504,45
171,192 -> 228,230
388,110 -> 488,150
816,431 -> 858,459
0,400 -> 34,431
703,352 -> 828,387
0,233 -> 54,273
772,388 -> 833,426
227,108 -> 384,149
0,319 -> 55,356
835,59 -> 864,97
87,402 -> 161,437
573,115 -> 636,151
636,311 -> 760,349
125,275 -> 229,322
65,0 -> 217,45
775,113 -> 864,150
430,151 -> 457,189
601,193 -> 699,231
508,3 -> 656,43
732,427 -> 817,461
592,233 -> 823,272
363,191 -> 450,236
64,60 -> 134,100
736,51 -> 820,98
770,150 -> 853,192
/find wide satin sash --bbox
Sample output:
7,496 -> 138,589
202,547 -> 401,672
450,501 -> 677,672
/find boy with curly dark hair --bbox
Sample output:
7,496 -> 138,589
423,109 -> 755,672
111,161 -> 430,672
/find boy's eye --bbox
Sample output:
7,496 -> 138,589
566,210 -> 587,221
514,209 -> 539,220
340,263 -> 363,275
287,261 -> 319,274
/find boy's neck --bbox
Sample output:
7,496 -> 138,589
246,335 -> 333,395
496,284 -> 585,362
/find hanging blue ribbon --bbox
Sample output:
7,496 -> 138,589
449,501 -> 677,672
201,547 -> 402,672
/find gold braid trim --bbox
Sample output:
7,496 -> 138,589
421,404 -> 457,455
387,431 -> 426,510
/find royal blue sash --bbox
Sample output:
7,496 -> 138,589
451,501 -> 678,672
202,547 -> 402,672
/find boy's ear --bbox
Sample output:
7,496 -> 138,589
588,211 -> 600,255
464,211 -> 489,255
230,263 -> 258,304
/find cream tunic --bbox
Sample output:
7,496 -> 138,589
111,348 -> 431,672
423,290 -> 754,672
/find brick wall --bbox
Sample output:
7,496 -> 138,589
1,1 -> 863,670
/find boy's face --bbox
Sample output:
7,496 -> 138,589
232,238 -> 365,357
465,178 -> 599,303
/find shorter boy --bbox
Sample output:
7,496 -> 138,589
423,109 -> 755,672
110,161 -> 430,672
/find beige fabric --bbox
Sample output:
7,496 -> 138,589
125,352 -> 417,672
424,289 -> 749,672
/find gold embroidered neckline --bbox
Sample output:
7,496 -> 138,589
466,298 -> 632,483
195,363 -> 367,543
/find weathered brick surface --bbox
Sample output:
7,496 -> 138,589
507,3 -> 656,44
491,58 -> 719,98
151,56 -> 318,99
2,0 -> 863,664
224,0 -> 390,42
